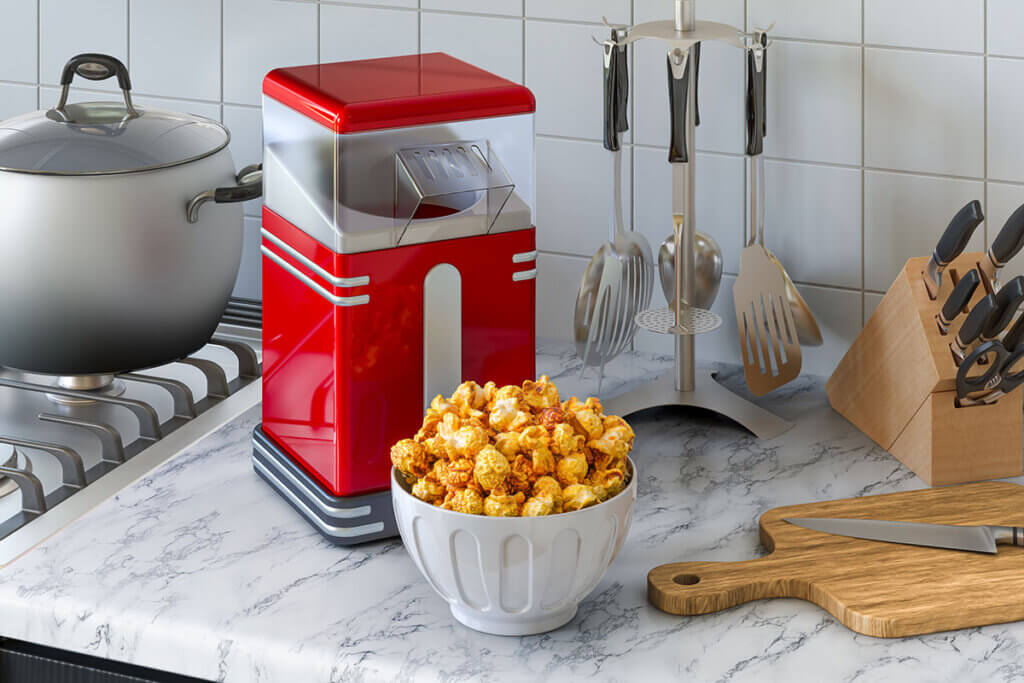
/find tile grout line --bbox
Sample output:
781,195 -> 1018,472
35,0 -> 40,110
983,0 -> 989,249
220,0 -> 225,123
861,0 -> 866,324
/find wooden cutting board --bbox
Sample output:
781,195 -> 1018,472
648,482 -> 1024,638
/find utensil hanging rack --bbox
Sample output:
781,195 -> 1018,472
600,0 -> 792,439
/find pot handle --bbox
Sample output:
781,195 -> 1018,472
53,53 -> 139,120
186,164 -> 263,224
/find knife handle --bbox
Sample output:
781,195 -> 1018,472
614,32 -> 629,134
692,41 -> 701,127
935,200 -> 984,268
990,202 -> 1024,269
952,294 -> 997,360
603,39 -> 620,152
937,269 -> 980,335
667,48 -> 690,164
745,41 -> 767,157
992,526 -> 1024,546
982,275 -> 1024,340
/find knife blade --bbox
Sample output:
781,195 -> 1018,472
950,293 -> 997,363
936,269 -> 980,335
785,517 -> 1024,554
923,200 -> 984,299
981,275 -> 1024,340
981,201 -> 1024,288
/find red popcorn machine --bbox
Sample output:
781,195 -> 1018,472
253,53 -> 538,544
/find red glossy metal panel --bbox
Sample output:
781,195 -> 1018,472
263,52 -> 535,133
262,210 -> 536,498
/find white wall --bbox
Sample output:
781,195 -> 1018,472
2,0 -> 1021,376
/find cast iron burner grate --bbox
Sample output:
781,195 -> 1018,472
0,335 -> 261,553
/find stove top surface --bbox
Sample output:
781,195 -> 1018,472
0,323 -> 261,566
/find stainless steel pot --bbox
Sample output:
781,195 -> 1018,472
0,54 -> 261,377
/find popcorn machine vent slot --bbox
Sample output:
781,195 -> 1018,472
395,140 -> 515,246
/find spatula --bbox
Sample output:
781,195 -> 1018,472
733,33 -> 801,395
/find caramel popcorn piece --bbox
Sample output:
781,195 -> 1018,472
555,452 -> 589,487
412,475 -> 445,504
509,454 -> 536,494
529,446 -> 555,476
562,484 -> 600,511
451,381 -> 488,411
532,476 -> 564,513
539,405 -> 566,431
550,423 -> 583,456
390,439 -> 432,479
588,425 -> 633,461
474,445 -> 511,492
484,491 -> 525,517
569,407 -> 604,440
488,396 -> 521,431
453,424 -> 488,458
430,394 -> 458,416
493,431 -> 521,459
521,495 -> 555,517
439,458 -> 474,489
443,487 -> 485,515
522,375 -> 560,411
518,425 -> 549,452
508,410 -> 535,433
589,468 -> 627,499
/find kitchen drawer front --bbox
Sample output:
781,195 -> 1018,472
0,639 -> 210,683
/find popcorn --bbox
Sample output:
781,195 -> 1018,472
393,378 -> 632,516
474,445 -> 511,492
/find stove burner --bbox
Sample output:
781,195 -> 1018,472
0,448 -> 32,499
46,375 -> 126,406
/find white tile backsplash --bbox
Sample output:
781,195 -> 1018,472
988,0 -> 1024,58
526,0 -> 630,25
320,5 -> 418,64
223,0 -> 317,106
987,58 -> 1024,183
40,0 -> 127,92
764,41 -> 862,166
424,0 -> 518,16
764,159 -> 863,289
526,20 -> 610,141
422,12 -> 523,84
0,0 -> 38,84
10,0 -> 1024,379
749,0 -> 862,43
865,48 -> 984,177
130,0 -> 220,101
536,136 -> 632,257
0,84 -> 37,120
865,0 -> 984,53
864,170 -> 985,291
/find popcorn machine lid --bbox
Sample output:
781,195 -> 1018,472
263,52 -> 536,133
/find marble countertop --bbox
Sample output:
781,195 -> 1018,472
1,344 -> 1023,682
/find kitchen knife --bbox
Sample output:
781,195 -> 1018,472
936,269 -> 980,335
980,275 -> 1024,340
785,517 -> 1024,554
950,293 -> 997,363
923,200 -> 984,300
980,201 -> 1024,288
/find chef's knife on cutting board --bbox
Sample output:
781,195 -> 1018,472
923,200 -> 984,299
936,269 -> 980,335
950,293 -> 997,363
980,202 -> 1024,288
785,517 -> 1024,554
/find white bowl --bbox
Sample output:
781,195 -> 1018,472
392,459 -> 637,636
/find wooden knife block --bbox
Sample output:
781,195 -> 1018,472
827,252 -> 1023,485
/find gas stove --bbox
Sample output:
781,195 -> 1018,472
0,321 -> 261,567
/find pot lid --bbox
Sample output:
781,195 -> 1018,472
0,101 -> 229,175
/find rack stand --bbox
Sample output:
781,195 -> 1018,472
602,0 -> 792,440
